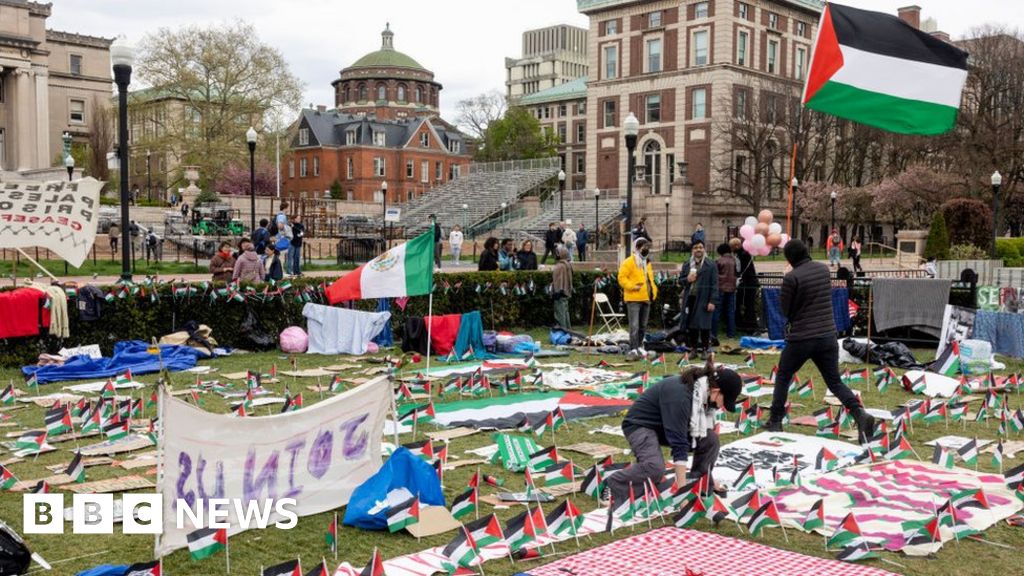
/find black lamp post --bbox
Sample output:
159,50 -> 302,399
830,189 -> 837,232
146,149 -> 151,202
790,176 -> 799,238
664,196 -> 670,250
111,38 -> 134,282
558,169 -> 566,222
623,112 -> 639,256
593,188 -> 600,249
64,154 -> 74,182
246,127 -> 257,233
992,170 -> 1002,258
380,181 -> 388,250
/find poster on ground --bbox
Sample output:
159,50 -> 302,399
157,376 -> 391,555
0,178 -> 103,267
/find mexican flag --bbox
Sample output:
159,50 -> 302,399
802,2 -> 969,135
326,231 -> 434,303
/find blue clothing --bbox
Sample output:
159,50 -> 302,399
289,243 -> 302,275
973,310 -> 1024,358
454,310 -> 488,359
576,229 -> 588,247
691,229 -> 705,246
251,227 -> 270,252
712,291 -> 737,338
372,298 -> 393,347
23,341 -> 200,384
761,287 -> 851,340
498,249 -> 516,271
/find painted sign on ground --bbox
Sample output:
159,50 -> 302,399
713,432 -> 862,488
0,178 -> 103,267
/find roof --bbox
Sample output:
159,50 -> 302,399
293,108 -> 466,152
347,23 -> 428,73
517,76 -> 588,106
577,0 -> 823,14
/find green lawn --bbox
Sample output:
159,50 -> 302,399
0,336 -> 1021,576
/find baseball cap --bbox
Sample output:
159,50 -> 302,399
714,368 -> 742,413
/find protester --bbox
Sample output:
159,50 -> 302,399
617,237 -> 658,359
145,230 -> 159,260
765,239 -> 876,442
498,238 -> 518,271
289,215 -> 305,276
732,237 -> 759,332
108,223 -> 120,256
826,228 -> 843,269
561,223 -> 577,263
691,222 -> 706,248
632,216 -> 652,245
180,202 -> 189,220
850,236 -> 863,273
449,225 -> 464,264
265,245 -> 284,282
551,245 -> 573,329
576,223 -> 588,262
542,222 -> 560,264
605,361 -> 741,504
478,237 -> 500,271
678,239 -> 718,358
232,238 -> 266,283
517,240 -> 538,270
924,256 -> 937,278
252,218 -> 270,256
209,241 -> 235,283
712,243 -> 738,342
430,214 -> 443,270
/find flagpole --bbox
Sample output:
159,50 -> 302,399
154,383 -> 166,563
387,377 -> 400,447
334,512 -> 339,561
475,467 -> 481,520
426,289 -> 434,402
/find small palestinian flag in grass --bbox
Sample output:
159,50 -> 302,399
403,440 -> 435,461
746,500 -> 781,537
742,375 -> 762,395
837,543 -> 878,563
733,463 -> 756,491
796,379 -> 814,399
30,480 -> 49,493
803,499 -> 825,531
145,390 -> 158,409
451,487 -> 478,520
25,373 -> 38,389
903,373 -> 927,394
730,488 -> 763,519
103,419 -> 129,441
992,439 -> 1005,470
608,483 -> 637,527
515,415 -> 531,433
813,407 -> 834,427
551,406 -> 567,431
543,461 -> 575,487
581,465 -> 604,499
932,444 -> 955,469
956,438 -> 978,466
650,353 -> 666,367
0,384 -> 14,405
827,513 -> 863,549
532,413 -> 553,437
358,548 -> 385,576
703,494 -> 735,526
528,446 -> 558,472
441,526 -> 480,573
505,507 -> 543,552
674,494 -> 706,528
815,447 -> 839,471
329,375 -> 345,393
885,435 -> 914,460
948,401 -> 968,422
234,401 -> 248,418
935,341 -> 962,377
744,353 -> 756,368
123,560 -> 161,576
281,393 -> 303,413
116,370 -> 134,385
325,514 -> 337,553
304,559 -> 330,576
186,526 -> 226,560
81,409 -> 102,434
951,488 -> 991,510
1009,409 -> 1024,433
923,401 -> 946,424
677,353 -> 691,367
65,450 -> 86,483
262,559 -> 301,576
1005,462 -> 1024,489
386,495 -> 420,533
45,405 -> 73,436
15,430 -> 46,452
442,376 -> 462,395
546,499 -> 584,536
99,379 -> 116,398
816,420 -> 841,439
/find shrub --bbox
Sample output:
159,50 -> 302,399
996,237 -> 1024,267
923,211 -> 950,260
194,189 -> 221,207
941,198 -> 993,251
948,243 -> 988,260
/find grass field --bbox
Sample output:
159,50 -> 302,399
0,334 -> 1021,576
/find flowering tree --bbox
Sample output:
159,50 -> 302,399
869,165 -> 965,228
213,161 -> 278,196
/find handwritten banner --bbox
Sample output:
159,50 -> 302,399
157,376 -> 390,555
0,178 -> 103,267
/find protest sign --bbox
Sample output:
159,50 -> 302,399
0,178 -> 103,267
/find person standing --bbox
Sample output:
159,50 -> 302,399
430,214 -> 443,270
232,238 -> 266,283
551,245 -> 573,329
732,237 -> 759,332
617,237 -> 658,359
850,236 -> 863,273
632,217 -> 652,246
561,223 -> 577,263
712,243 -> 738,342
576,223 -> 588,262
542,222 -> 559,264
826,229 -> 843,269
289,215 -> 305,276
765,240 -> 876,443
478,237 -> 500,271
678,240 -> 718,358
449,225 -> 464,264
516,240 -> 538,270
108,223 -> 120,256
209,241 -> 235,283
180,202 -> 189,220
265,245 -> 284,282
498,238 -> 518,271
691,222 -> 706,248
274,202 -> 291,273
604,362 -> 741,505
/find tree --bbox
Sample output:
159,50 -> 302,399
212,161 -> 278,197
924,211 -> 950,260
869,165 -> 963,228
135,20 -> 304,184
455,90 -> 507,141
329,179 -> 343,200
475,107 -> 556,162
86,100 -> 113,181
941,198 -> 993,251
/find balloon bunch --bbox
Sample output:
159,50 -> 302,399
738,210 -> 789,256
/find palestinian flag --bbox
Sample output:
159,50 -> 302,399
262,559 -> 301,576
815,447 -> 839,471
386,496 -> 420,533
934,340 -> 963,376
957,438 -> 978,466
31,480 -> 49,493
543,461 -> 575,487
325,515 -> 337,551
0,464 -> 16,490
885,435 -> 914,460
532,412 -> 552,437
25,373 -> 38,388
359,549 -> 385,576
731,489 -> 763,519
116,370 -> 134,385
505,507 -> 543,551
741,375 -> 762,395
803,499 -> 825,531
481,473 -> 504,488
186,527 -> 226,560
403,440 -> 434,461
903,374 -> 927,394
329,375 -> 345,393
304,560 -> 330,576
466,513 -> 504,548
0,384 -> 14,404
523,467 -> 537,497
747,500 -> 781,537
902,516 -> 941,546
327,231 -> 433,302
704,494 -> 734,525
581,465 -> 604,499
837,544 -> 878,563
733,463 -> 756,491
124,560 -> 161,576
451,487 -> 478,520
528,446 -> 558,472
81,409 -> 102,433
45,405 -> 73,435
546,499 -> 583,535
744,352 -> 756,368
1007,463 -> 1024,488
610,483 -> 637,525
515,415 -> 531,433
796,379 -> 814,399
65,451 -> 86,483
827,513 -> 862,549
932,445 -> 955,468
550,407 -> 567,431
651,353 -> 666,367
803,2 -> 969,135
15,430 -> 46,452
951,488 -> 990,510
923,401 -> 946,424
674,495 -> 706,528
100,379 -> 116,398
841,369 -> 865,386
1010,410 -> 1024,433
993,439 -> 1005,469
281,393 -> 303,412
813,407 -> 834,427
103,419 -> 129,441
948,402 -> 968,422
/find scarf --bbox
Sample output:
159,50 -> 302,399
689,376 -> 715,440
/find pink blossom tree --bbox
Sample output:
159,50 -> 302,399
869,165 -> 965,228
213,161 -> 278,197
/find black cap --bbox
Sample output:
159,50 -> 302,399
714,368 -> 742,413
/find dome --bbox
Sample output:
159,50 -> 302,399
347,24 -> 427,72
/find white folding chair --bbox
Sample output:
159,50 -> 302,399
593,292 -> 626,333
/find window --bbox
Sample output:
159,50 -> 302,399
397,85 -> 406,102
693,31 -> 709,66
377,85 -> 386,100
643,140 -> 662,194
415,86 -> 422,102
737,31 -> 749,66
557,123 -> 567,142
299,158 -> 308,177
576,123 -> 585,143
347,157 -> 353,179
765,93 -> 779,123
796,21 -> 806,37
604,19 -> 618,35
648,11 -> 662,28
373,131 -> 386,146
373,157 -> 386,177
451,164 -> 461,179
407,190 -> 414,201
667,153 -> 675,183
646,37 -> 662,73
768,12 -> 779,29
435,161 -> 442,180
734,155 -> 746,190
795,47 -> 807,81
347,190 -> 353,201
559,104 -> 567,117
575,153 -> 585,174
69,99 -> 85,123
738,2 -> 749,19
695,1 -> 709,18
734,88 -> 749,119
288,159 -> 295,178
69,54 -> 82,75
577,101 -> 586,114
345,131 -> 356,145
692,88 -> 706,119
603,100 -> 616,127
406,160 -> 414,178
645,94 -> 661,123
298,128 -> 309,146
358,84 -> 367,101
420,132 -> 430,147
603,44 -> 618,79
448,140 -> 460,153
313,156 -> 320,176
421,161 -> 429,183
767,39 -> 779,73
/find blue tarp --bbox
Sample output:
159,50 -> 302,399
23,340 -> 200,384
343,447 -> 445,530
373,298 -> 394,347
761,287 -> 851,340
75,565 -> 128,576
739,336 -> 787,350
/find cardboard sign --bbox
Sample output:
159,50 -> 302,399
0,178 -> 103,267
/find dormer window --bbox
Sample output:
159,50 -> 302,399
345,131 -> 356,145
373,131 -> 386,146
420,132 -> 430,147
298,128 -> 309,146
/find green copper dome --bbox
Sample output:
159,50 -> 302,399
348,24 -> 427,72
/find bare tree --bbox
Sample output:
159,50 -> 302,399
455,90 -> 507,141
86,100 -> 113,182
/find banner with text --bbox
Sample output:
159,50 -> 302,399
157,376 -> 390,555
0,178 -> 103,267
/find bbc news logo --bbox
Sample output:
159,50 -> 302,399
23,494 -> 297,534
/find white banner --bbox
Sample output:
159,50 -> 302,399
157,376 -> 390,556
0,178 -> 103,267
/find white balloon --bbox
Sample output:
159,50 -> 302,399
751,233 -> 766,248
744,216 -> 759,228
779,233 -> 790,247
768,222 -> 782,235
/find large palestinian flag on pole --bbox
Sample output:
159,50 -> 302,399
802,2 -> 969,135
326,231 -> 434,303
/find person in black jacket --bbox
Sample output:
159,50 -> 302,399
516,240 -> 538,270
765,240 -> 876,442
478,237 -> 500,271
605,362 -> 741,504
264,245 -> 284,282
542,222 -> 560,264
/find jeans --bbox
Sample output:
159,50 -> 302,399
289,244 -> 302,275
553,297 -> 570,330
626,302 -> 650,351
565,242 -> 575,262
711,291 -> 737,339
769,334 -> 860,422
279,249 -> 289,274
828,247 -> 841,267
451,245 -> 462,263
606,426 -> 720,504
578,244 -> 586,261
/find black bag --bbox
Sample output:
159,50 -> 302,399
0,521 -> 32,576
238,307 -> 276,351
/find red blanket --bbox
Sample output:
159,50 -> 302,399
0,288 -> 48,339
425,314 -> 461,356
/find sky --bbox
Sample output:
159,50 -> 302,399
48,0 -> 1024,126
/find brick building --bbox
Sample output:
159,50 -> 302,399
283,24 -> 470,202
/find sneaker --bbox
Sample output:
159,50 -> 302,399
598,487 -> 612,507
763,420 -> 784,433
854,410 -> 877,445
638,347 -> 648,357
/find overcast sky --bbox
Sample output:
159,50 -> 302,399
49,0 -> 1024,125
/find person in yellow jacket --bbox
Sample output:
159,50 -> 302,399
618,237 -> 658,359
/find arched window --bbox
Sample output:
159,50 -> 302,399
397,85 -> 406,102
415,86 -> 422,103
643,140 -> 662,195
343,86 -> 350,102
377,84 -> 386,101
358,84 -> 367,101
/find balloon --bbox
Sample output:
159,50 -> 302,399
779,233 -> 790,247
742,239 -> 754,253
760,245 -> 772,256
768,222 -> 782,235
758,209 -> 774,224
767,233 -> 782,247
739,224 -> 755,239
744,216 -> 758,228
755,222 -> 769,235
751,234 -> 766,248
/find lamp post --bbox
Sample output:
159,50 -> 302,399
593,188 -> 600,249
558,169 -> 566,222
381,181 -> 389,250
623,112 -> 639,256
146,149 -> 152,202
664,196 -> 670,251
111,38 -> 134,282
64,154 -> 75,182
992,170 -> 1002,258
500,201 -> 508,234
461,203 -> 468,231
790,176 -> 799,238
830,189 -> 837,232
246,127 -> 257,234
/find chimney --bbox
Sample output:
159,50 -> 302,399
897,5 -> 921,29
931,30 -> 951,43
317,105 -> 327,113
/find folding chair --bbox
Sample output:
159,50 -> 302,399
593,292 -> 626,333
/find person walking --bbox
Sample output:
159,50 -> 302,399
826,229 -> 843,269
516,240 -> 538,270
850,236 -> 863,273
561,223 -> 577,263
542,222 -> 560,264
289,214 -> 305,276
764,240 -> 877,443
429,214 -> 444,270
617,237 -> 658,359
551,245 -> 573,329
712,243 -> 738,343
732,237 -> 759,332
576,223 -> 588,262
232,238 -> 266,283
449,225 -> 464,264
678,239 -> 718,358
108,223 -> 120,256
209,241 -> 235,283
691,222 -> 706,248
478,237 -> 500,271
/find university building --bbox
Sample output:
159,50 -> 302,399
518,77 -> 589,191
283,25 -> 470,203
506,24 -> 589,101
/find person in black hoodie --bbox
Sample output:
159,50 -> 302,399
732,237 -> 759,331
542,222 -> 560,264
516,240 -> 538,270
478,237 -> 500,271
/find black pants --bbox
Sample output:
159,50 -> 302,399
852,254 -> 863,272
607,426 -> 720,503
688,329 -> 710,351
770,334 -> 860,421
541,246 -> 555,264
737,284 -> 759,331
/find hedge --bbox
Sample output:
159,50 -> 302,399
996,238 -> 1024,268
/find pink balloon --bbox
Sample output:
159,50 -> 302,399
779,233 -> 790,248
766,233 -> 782,247
758,209 -> 774,224
742,239 -> 754,253
761,245 -> 772,256
739,224 -> 755,239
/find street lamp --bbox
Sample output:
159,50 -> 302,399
830,189 -> 837,232
558,169 -> 566,222
593,188 -> 600,249
992,170 -> 1002,258
664,196 -> 670,251
146,149 -> 152,202
381,181 -> 389,249
461,203 -> 468,232
790,176 -> 799,238
111,37 -> 134,282
64,154 -> 75,182
501,201 -> 508,233
623,112 -> 640,256
246,127 -> 258,233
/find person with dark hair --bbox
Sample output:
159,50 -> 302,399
678,239 -> 718,358
289,214 -> 305,276
542,222 -> 560,264
576,223 -> 588,262
850,236 -> 863,273
713,243 -> 737,341
232,237 -> 265,283
516,240 -> 538,270
430,214 -> 443,270
691,222 -> 706,247
765,239 -> 876,443
478,237 -> 500,271
605,361 -> 742,504
264,244 -> 284,282
498,238 -> 518,271
252,218 -> 270,256
618,237 -> 658,359
551,245 -> 573,329
209,241 -> 235,283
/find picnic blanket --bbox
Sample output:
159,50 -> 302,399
22,340 -> 200,384
517,527 -> 898,576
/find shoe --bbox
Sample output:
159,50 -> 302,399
854,409 -> 877,445
763,420 -> 784,433
638,347 -> 648,357
598,486 -> 612,507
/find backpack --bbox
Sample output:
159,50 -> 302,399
267,219 -> 279,237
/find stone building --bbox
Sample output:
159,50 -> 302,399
506,24 -> 589,101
